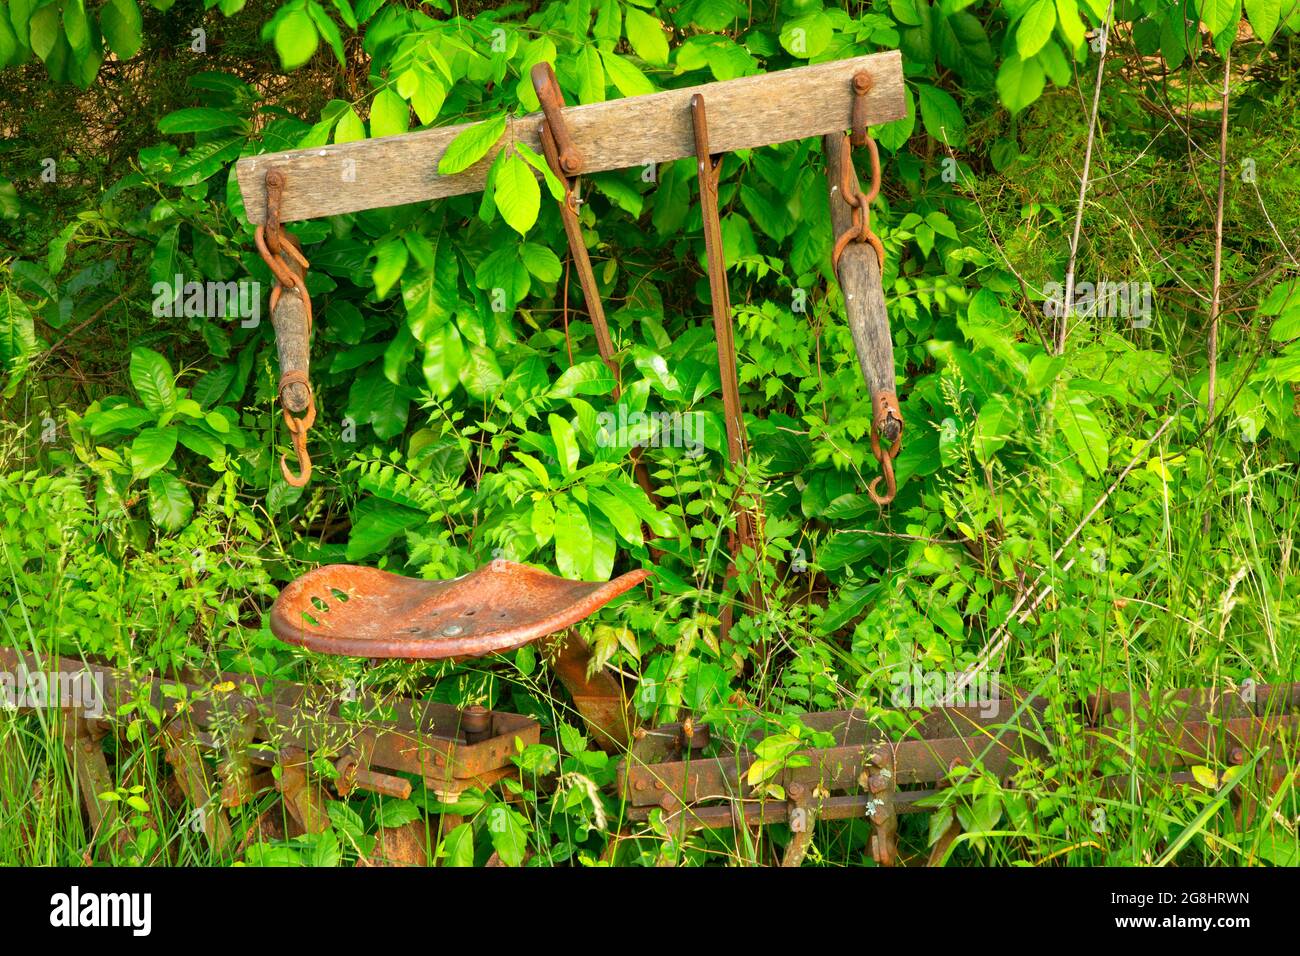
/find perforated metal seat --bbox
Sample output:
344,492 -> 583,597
269,561 -> 649,660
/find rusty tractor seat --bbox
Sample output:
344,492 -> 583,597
269,561 -> 649,660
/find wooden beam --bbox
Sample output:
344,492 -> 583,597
823,131 -> 897,417
236,51 -> 904,224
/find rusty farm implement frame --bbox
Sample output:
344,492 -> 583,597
7,643 -> 1299,865
10,52 -> 1292,867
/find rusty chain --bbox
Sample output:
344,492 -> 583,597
832,71 -> 901,505
254,169 -> 316,487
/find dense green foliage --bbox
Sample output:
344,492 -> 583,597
0,0 -> 1297,866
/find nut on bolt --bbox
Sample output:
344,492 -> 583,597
461,704 -> 491,743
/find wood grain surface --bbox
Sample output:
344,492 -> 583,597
237,51 -> 904,224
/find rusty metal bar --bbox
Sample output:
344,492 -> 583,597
0,648 -> 538,793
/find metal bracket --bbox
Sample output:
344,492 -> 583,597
781,782 -> 818,867
863,748 -> 897,866
531,62 -> 583,175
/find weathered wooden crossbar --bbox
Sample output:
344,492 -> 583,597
236,51 -> 904,224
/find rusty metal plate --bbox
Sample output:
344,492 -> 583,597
270,561 -> 649,659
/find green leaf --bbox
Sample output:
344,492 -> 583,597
371,238 -> 408,299
63,0 -> 90,55
1245,0 -> 1281,41
1197,0 -> 1238,33
1191,765 -> 1219,789
1160,9 -> 1189,68
158,107 -> 244,135
0,286 -> 36,395
586,505 -> 615,581
531,495 -> 556,542
369,87 -> 409,138
514,451 -> 552,488
554,495 -> 593,579
131,426 -> 178,479
1054,0 -> 1086,50
375,798 -> 421,828
514,142 -> 564,201
334,106 -> 366,144
129,347 -> 177,414
87,405 -> 153,436
1262,280 -> 1300,340
1057,390 -> 1109,479
437,114 -> 506,175
575,44 -> 605,103
520,242 -> 561,282
1269,312 -> 1300,342
458,344 -> 503,398
29,4 -> 60,60
0,14 -> 17,69
274,9 -> 319,70
974,395 -> 1013,466
601,49 -> 654,96
165,136 -> 242,187
310,829 -> 342,868
550,360 -> 616,398
605,480 -> 676,537
892,0 -> 923,25
306,0 -> 344,64
1017,0 -> 1057,58
487,806 -> 529,867
422,323 -> 466,398
996,55 -> 1046,113
177,423 -> 225,460
345,502 -> 424,561
99,0 -> 143,59
549,413 -> 579,476
589,488 -> 642,547
916,84 -> 965,147
440,822 -> 475,867
147,471 -> 192,530
624,6 -> 669,65
494,152 -> 541,235
593,0 -> 620,47
779,11 -> 832,58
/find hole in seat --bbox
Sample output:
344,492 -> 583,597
329,587 -> 350,602
311,596 -> 330,613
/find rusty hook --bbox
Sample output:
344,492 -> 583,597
278,371 -> 315,488
281,426 -> 312,488
867,390 -> 903,505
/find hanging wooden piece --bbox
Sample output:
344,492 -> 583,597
824,72 -> 904,505
254,169 -> 316,487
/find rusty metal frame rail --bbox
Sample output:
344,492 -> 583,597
0,648 -> 539,823
619,685 -> 1300,865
